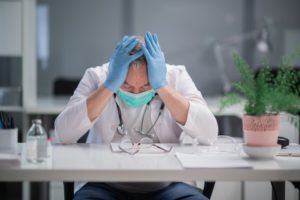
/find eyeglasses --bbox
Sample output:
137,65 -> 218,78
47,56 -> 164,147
118,136 -> 172,155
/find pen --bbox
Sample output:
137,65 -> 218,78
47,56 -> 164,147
277,153 -> 300,157
0,118 -> 4,129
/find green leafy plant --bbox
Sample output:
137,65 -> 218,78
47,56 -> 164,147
218,51 -> 300,126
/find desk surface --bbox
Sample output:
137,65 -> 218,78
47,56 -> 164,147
0,144 -> 299,182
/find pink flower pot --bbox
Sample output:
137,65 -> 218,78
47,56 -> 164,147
243,114 -> 280,147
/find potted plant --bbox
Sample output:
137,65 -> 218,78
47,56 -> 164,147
218,51 -> 300,151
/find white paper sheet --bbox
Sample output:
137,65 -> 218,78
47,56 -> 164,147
175,152 -> 252,168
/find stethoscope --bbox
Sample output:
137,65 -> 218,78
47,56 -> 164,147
114,94 -> 165,137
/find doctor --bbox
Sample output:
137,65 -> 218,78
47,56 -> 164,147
55,32 -> 218,200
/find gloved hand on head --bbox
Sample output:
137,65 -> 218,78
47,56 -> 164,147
141,32 -> 167,91
104,36 -> 144,93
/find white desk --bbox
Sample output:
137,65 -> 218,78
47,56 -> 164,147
0,144 -> 299,182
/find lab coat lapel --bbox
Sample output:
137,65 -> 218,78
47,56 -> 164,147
150,97 -> 163,140
102,98 -> 120,143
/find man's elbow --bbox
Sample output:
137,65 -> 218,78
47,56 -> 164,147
207,115 -> 218,141
54,117 -> 70,144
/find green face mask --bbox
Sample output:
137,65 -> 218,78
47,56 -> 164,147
117,88 -> 155,108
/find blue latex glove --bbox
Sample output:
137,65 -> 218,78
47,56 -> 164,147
141,32 -> 167,91
104,36 -> 144,92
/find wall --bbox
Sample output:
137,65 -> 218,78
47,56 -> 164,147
133,0 -> 244,96
37,0 -> 123,95
36,0 -> 244,96
253,0 -> 300,68
0,1 -> 22,87
35,0 -> 300,97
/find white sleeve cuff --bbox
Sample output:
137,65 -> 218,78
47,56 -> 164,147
55,99 -> 94,144
177,101 -> 218,145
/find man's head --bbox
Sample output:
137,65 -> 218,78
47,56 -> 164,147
121,36 -> 150,94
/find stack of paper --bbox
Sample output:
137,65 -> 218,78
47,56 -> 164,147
278,144 -> 300,157
175,152 -> 252,168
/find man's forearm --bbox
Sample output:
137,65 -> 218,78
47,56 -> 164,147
157,86 -> 189,125
87,85 -> 113,121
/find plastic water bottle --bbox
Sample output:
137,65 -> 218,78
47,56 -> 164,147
26,119 -> 48,163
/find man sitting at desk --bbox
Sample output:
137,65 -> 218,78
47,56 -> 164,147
55,32 -> 218,200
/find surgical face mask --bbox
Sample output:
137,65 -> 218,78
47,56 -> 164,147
117,88 -> 155,108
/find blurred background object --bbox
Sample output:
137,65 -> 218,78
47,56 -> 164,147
213,19 -> 273,94
0,87 -> 21,106
53,78 -> 79,96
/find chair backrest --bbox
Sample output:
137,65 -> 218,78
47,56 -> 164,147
53,78 -> 80,96
63,182 -> 73,200
203,181 -> 215,199
216,115 -> 243,138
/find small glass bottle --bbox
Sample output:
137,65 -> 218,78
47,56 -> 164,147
26,119 -> 48,163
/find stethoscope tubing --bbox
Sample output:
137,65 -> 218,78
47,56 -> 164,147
113,93 -> 164,137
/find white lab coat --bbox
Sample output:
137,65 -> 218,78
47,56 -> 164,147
55,63 -> 218,145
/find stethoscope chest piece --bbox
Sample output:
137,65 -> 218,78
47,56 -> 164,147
114,93 -> 164,137
117,123 -> 127,135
